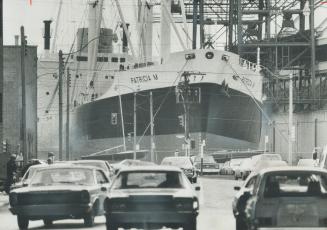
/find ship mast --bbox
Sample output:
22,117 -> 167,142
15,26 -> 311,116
87,0 -> 103,97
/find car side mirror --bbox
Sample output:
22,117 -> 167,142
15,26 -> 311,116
101,187 -> 107,192
234,186 -> 241,191
195,185 -> 201,191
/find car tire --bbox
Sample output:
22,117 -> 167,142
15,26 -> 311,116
183,217 -> 197,230
84,212 -> 95,227
43,219 -> 53,227
106,222 -> 119,230
236,216 -> 248,230
17,215 -> 29,230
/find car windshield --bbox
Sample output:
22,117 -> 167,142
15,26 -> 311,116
162,158 -> 192,167
112,171 -> 184,189
263,171 -> 327,197
194,156 -> 216,163
30,168 -> 95,186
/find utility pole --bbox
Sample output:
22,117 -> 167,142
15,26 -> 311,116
133,92 -> 137,160
59,50 -> 64,161
288,74 -> 293,165
309,0 -> 316,108
181,72 -> 191,156
150,91 -> 154,162
20,26 -> 27,165
66,67 -> 70,160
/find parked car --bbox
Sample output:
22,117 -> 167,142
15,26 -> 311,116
104,166 -> 200,230
230,158 -> 245,175
220,161 -> 232,175
161,156 -> 197,183
234,158 -> 252,180
9,165 -> 111,229
244,167 -> 327,230
71,159 -> 114,179
297,158 -> 318,167
193,155 -> 219,175
111,159 -> 156,174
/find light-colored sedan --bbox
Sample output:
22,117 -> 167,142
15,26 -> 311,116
104,166 -> 200,230
245,167 -> 327,230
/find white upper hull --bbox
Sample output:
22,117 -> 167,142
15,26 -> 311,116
98,49 -> 263,102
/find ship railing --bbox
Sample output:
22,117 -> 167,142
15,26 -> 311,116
239,58 -> 260,72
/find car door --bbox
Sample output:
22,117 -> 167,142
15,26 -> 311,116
95,170 -> 111,213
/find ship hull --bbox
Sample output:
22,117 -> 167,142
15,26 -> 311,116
71,83 -> 261,161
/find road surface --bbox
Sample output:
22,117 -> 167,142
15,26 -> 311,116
0,177 -> 242,230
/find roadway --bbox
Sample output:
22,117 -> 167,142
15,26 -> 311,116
0,176 -> 242,230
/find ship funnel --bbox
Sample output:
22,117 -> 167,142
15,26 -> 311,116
43,20 -> 52,50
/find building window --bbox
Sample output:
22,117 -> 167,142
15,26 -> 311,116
111,57 -> 118,63
120,57 -> 126,63
97,57 -> 109,62
76,56 -> 88,61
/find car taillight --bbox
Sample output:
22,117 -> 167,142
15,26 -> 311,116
10,193 -> 18,206
193,199 -> 199,210
80,190 -> 90,203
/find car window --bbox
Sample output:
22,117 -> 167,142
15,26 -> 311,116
96,170 -> 109,184
112,171 -> 184,189
30,168 -> 95,186
245,175 -> 257,189
263,171 -> 327,198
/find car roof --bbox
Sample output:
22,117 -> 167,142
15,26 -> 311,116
259,166 -> 327,175
72,160 -> 107,163
35,164 -> 103,171
162,156 -> 190,160
118,165 -> 182,172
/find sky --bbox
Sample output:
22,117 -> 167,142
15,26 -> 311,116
4,0 -> 327,56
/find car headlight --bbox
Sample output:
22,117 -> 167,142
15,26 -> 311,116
10,193 -> 18,206
80,190 -> 90,203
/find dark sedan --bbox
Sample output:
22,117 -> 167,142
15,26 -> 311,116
9,165 -> 111,229
104,166 -> 200,230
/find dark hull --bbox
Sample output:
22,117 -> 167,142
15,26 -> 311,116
71,83 -> 261,159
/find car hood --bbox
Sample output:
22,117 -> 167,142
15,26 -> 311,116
109,188 -> 196,198
11,184 -> 98,193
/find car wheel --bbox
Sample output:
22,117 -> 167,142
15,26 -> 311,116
84,212 -> 95,227
43,219 -> 53,227
106,222 -> 119,230
17,215 -> 29,230
183,217 -> 197,230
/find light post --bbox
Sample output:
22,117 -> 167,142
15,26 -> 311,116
114,84 -> 138,160
288,73 -> 294,165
